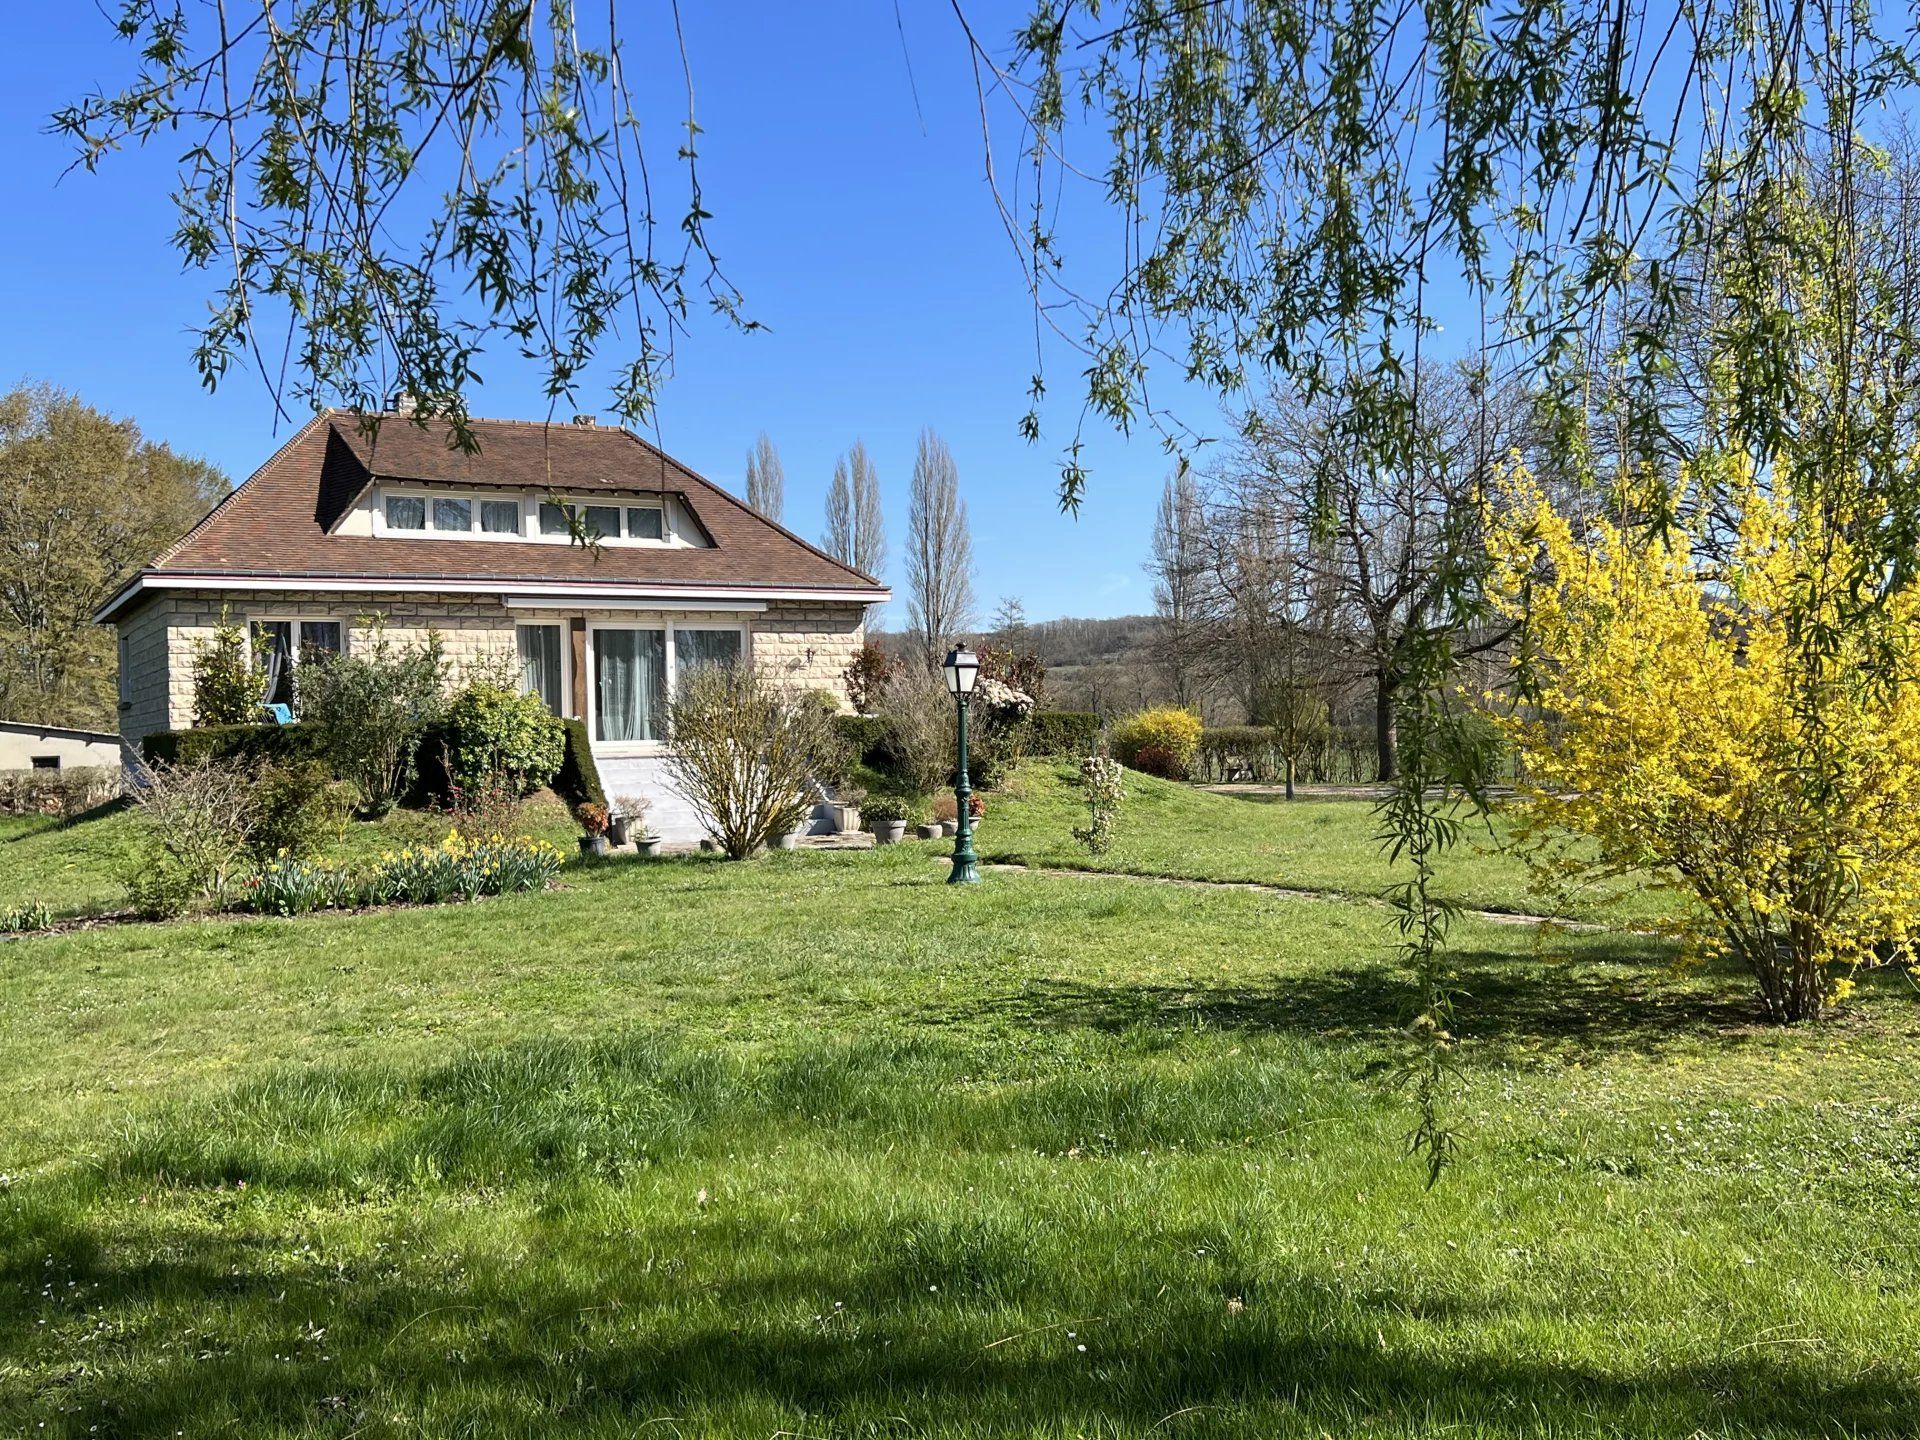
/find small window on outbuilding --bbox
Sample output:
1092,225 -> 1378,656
30,755 -> 59,770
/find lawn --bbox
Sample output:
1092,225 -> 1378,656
1,773 -> 1916,1436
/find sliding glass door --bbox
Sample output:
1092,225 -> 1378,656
592,628 -> 667,742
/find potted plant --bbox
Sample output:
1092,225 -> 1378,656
829,785 -> 866,835
575,801 -> 611,857
931,796 -> 959,838
865,796 -> 911,845
610,793 -> 649,848
968,793 -> 986,827
635,830 -> 663,858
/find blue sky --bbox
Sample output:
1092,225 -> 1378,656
0,3 -> 1219,625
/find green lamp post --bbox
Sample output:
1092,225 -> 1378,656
942,644 -> 982,885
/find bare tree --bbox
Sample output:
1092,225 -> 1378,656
1147,469 -> 1209,709
1219,364 -> 1532,780
824,440 -> 888,625
904,429 -> 974,670
745,432 -> 784,522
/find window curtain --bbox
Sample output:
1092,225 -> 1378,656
594,629 -> 665,741
251,621 -> 294,706
516,625 -> 563,715
677,628 -> 742,671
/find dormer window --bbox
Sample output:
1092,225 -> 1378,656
379,487 -> 675,544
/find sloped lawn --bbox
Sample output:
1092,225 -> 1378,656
2,822 -> 1916,1437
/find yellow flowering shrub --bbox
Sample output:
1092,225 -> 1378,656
1109,706 -> 1204,778
1484,461 -> 1920,1022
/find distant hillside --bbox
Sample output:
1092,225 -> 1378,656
874,614 -> 1170,717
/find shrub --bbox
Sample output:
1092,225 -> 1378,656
832,714 -> 888,769
245,759 -> 350,859
1110,707 -> 1203,777
124,756 -> 254,915
0,767 -> 121,818
445,683 -> 566,797
299,621 -> 449,816
553,717 -> 607,811
1026,710 -> 1099,757
842,641 -> 898,714
667,663 -> 839,859
575,801 -> 609,837
191,609 -> 269,725
875,666 -> 954,796
1073,753 -> 1126,855
141,722 -> 326,770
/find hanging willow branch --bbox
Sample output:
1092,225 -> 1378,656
54,0 -> 753,447
955,0 -> 1920,1174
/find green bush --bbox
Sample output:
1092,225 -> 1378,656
298,625 -> 449,816
445,684 -> 566,797
190,611 -> 269,725
1110,707 -> 1203,778
863,795 -> 919,825
245,759 -> 350,859
833,714 -> 888,769
1026,710 -> 1099,756
553,717 -> 607,811
142,722 -> 327,770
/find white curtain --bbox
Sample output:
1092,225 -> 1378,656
594,629 -> 665,741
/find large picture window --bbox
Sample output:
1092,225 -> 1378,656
593,629 -> 667,743
517,624 -> 564,715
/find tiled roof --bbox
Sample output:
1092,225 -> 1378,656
133,412 -> 884,599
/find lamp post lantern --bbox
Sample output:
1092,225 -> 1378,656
941,644 -> 982,885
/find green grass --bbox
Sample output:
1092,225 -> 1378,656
0,794 -> 578,919
1,775 -> 1916,1435
983,762 -> 1666,922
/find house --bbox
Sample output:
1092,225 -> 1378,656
0,719 -> 122,771
96,411 -> 888,839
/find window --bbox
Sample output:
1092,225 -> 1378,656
517,624 -> 564,715
627,505 -> 665,540
117,631 -> 133,710
593,628 -> 666,743
431,497 -> 472,532
482,500 -> 522,535
30,755 -> 59,770
677,627 -> 743,671
582,504 -> 621,540
385,495 -> 426,531
539,502 -> 572,536
251,619 -> 343,711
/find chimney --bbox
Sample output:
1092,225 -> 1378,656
390,391 -> 420,415
571,413 -> 598,428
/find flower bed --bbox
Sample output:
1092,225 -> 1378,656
243,832 -> 563,917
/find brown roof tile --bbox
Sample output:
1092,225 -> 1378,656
134,413 -> 885,600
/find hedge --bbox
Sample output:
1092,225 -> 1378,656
141,722 -> 328,769
553,717 -> 607,811
1025,709 -> 1099,756
832,714 -> 889,769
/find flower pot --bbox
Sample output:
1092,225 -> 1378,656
873,820 -> 907,845
771,831 -> 799,851
608,817 -> 632,847
915,823 -> 940,840
636,836 -> 662,857
830,803 -> 862,834
578,834 -> 609,858
939,819 -> 958,838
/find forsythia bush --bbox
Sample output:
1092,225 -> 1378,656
1484,461 -> 1920,1022
1109,706 -> 1203,778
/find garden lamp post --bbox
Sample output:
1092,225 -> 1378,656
942,644 -> 982,885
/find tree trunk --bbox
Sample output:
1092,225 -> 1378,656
1373,673 -> 1397,783
1284,754 -> 1296,800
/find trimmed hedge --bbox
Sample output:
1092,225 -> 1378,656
553,716 -> 607,811
832,714 -> 889,769
1025,709 -> 1099,756
141,722 -> 327,769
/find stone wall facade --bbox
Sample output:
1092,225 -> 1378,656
115,589 -> 867,751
